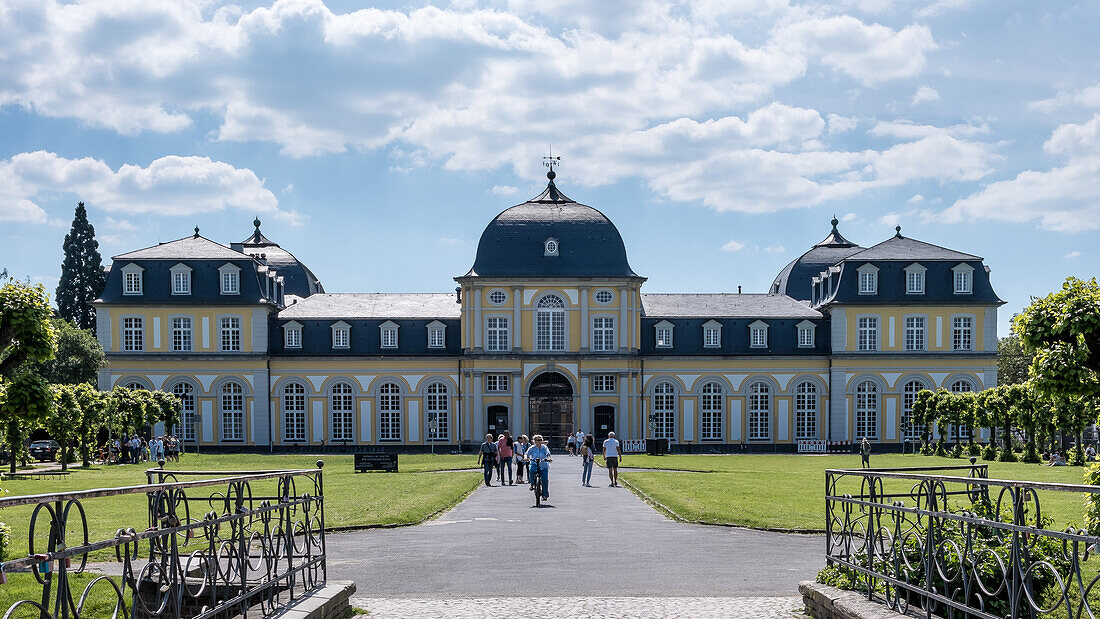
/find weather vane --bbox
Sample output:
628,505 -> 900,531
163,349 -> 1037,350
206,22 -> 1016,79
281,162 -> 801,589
543,145 -> 561,174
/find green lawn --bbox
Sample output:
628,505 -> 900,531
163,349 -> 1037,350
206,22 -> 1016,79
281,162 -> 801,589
0,453 -> 480,561
609,453 -> 1095,531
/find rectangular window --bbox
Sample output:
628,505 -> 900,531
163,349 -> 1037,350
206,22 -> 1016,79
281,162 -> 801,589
485,317 -> 509,351
795,383 -> 817,440
333,327 -> 350,349
221,270 -> 239,295
124,271 -> 142,295
171,317 -> 192,352
954,270 -> 972,293
331,386 -> 354,442
485,374 -> 510,392
283,392 -> 306,442
750,327 -> 767,348
536,310 -> 565,351
700,385 -> 723,441
952,316 -> 973,351
858,271 -> 876,294
221,389 -> 244,441
703,327 -> 720,348
428,328 -> 445,348
656,327 -> 673,348
220,317 -> 241,351
123,317 -> 144,351
591,374 -> 616,392
591,316 -> 616,352
381,327 -> 398,348
285,327 -> 301,348
906,270 -> 924,294
748,386 -> 770,440
798,326 -> 814,347
172,271 -> 190,295
904,316 -> 926,351
378,389 -> 401,441
857,317 -> 878,351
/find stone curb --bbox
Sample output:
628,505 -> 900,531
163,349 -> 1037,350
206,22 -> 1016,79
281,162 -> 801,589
263,581 -> 358,619
798,581 -> 940,619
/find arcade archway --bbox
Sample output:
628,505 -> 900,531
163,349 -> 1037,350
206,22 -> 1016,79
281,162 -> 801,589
528,372 -> 574,448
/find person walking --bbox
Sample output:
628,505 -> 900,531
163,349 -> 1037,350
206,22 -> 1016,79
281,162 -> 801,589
566,432 -> 577,456
478,433 -> 498,486
575,430 -> 585,452
580,434 -> 595,487
513,435 -> 529,484
603,431 -> 622,487
526,434 -> 552,501
497,431 -> 514,485
860,438 -> 871,468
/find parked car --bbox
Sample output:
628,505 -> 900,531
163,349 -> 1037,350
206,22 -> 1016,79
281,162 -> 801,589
28,440 -> 60,461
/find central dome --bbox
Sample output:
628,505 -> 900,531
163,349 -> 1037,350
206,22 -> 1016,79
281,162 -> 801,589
465,175 -> 637,278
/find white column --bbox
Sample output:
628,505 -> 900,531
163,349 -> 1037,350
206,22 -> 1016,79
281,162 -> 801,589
152,317 -> 161,349
473,373 -> 484,438
512,373 -> 523,434
512,286 -> 523,352
312,400 -> 324,443
618,372 -> 628,439
618,286 -> 628,351
359,401 -> 372,442
580,375 -> 590,432
473,287 -> 483,350
579,286 -> 589,351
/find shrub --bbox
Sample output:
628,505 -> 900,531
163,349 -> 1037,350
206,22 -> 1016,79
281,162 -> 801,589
997,447 -> 1018,462
0,521 -> 10,562
950,443 -> 962,459
1022,443 -> 1042,464
981,443 -> 997,461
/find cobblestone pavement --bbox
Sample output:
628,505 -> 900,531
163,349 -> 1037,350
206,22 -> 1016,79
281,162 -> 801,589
350,596 -> 806,618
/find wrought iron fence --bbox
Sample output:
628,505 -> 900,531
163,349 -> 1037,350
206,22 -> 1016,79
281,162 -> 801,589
0,462 -> 326,618
825,463 -> 1100,619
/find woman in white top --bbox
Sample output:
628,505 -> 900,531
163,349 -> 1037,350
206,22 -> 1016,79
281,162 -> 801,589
513,435 -> 529,484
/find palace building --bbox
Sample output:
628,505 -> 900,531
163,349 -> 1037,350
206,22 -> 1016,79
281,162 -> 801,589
94,171 -> 1003,451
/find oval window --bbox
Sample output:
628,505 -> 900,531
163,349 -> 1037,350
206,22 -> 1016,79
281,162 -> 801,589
595,290 -> 613,304
488,290 -> 507,305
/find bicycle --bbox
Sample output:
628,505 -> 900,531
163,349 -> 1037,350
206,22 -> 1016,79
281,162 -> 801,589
529,457 -> 551,507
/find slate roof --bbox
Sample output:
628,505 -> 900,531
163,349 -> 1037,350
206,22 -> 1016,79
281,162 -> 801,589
843,234 -> 980,262
278,293 -> 461,319
113,234 -> 248,260
464,173 -> 638,279
232,219 -> 324,297
641,294 -> 821,319
771,219 -> 863,301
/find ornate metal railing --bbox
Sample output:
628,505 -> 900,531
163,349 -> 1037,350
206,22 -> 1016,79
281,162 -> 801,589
0,462 -> 326,618
825,463 -> 1100,619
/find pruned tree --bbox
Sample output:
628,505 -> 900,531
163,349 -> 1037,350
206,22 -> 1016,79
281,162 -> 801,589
48,384 -> 84,471
73,383 -> 107,467
912,389 -> 937,454
0,370 -> 55,473
1014,277 -> 1100,401
55,202 -> 106,331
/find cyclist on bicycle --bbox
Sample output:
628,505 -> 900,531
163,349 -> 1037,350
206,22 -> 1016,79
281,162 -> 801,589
525,434 -> 552,501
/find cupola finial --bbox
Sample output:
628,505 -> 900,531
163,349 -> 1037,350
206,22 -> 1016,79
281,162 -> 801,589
254,217 -> 261,230
194,226 -> 200,238
831,215 -> 839,229
895,225 -> 902,237
543,145 -> 561,182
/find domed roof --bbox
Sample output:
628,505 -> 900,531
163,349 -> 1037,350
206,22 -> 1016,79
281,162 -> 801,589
232,219 -> 324,298
771,218 -> 863,301
465,173 -> 638,279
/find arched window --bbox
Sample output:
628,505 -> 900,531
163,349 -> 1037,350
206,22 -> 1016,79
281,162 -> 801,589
795,382 -> 817,440
748,382 -> 771,440
855,380 -> 878,440
220,382 -> 244,441
283,383 -> 306,442
536,294 -> 566,351
426,382 -> 449,441
700,382 -> 723,441
124,381 -> 146,390
331,382 -> 354,442
949,378 -> 974,440
172,382 -> 196,442
652,382 -> 676,439
378,382 -> 402,441
902,380 -> 926,441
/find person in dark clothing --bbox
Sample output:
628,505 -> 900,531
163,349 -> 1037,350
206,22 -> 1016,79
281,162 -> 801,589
478,433 -> 498,486
860,438 -> 871,468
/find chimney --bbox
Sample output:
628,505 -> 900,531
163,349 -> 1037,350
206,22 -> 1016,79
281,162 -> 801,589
738,285 -> 742,295
455,286 -> 462,303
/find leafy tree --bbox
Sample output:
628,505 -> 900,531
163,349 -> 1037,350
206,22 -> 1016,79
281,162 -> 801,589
912,389 -> 936,454
931,389 -> 952,456
980,386 -> 1016,461
1051,396 -> 1093,465
1004,383 -> 1042,463
48,384 -> 84,470
73,384 -> 107,467
0,370 -> 55,473
55,202 -> 106,331
1014,277 -> 1100,400
998,333 -> 1033,386
36,318 -> 105,385
0,281 -> 57,378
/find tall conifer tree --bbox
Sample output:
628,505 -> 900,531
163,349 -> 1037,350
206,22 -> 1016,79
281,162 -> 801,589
56,202 -> 106,330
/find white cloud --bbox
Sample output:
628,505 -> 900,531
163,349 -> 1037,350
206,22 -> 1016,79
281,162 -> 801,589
912,85 -> 940,104
943,114 -> 1100,232
907,194 -> 924,203
0,151 -> 290,224
765,244 -> 786,253
827,114 -> 859,134
1065,251 -> 1082,259
1030,84 -> 1100,113
841,212 -> 858,222
490,185 -> 520,196
721,239 -> 747,252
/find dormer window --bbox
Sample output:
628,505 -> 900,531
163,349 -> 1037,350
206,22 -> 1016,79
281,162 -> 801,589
797,320 -> 816,348
655,320 -> 674,348
219,263 -> 241,295
331,321 -> 350,349
702,320 -> 721,348
170,263 -> 192,295
380,321 -> 399,348
749,320 -> 769,348
544,238 -> 559,256
904,263 -> 926,295
283,321 -> 302,348
857,263 -> 878,295
427,321 -> 446,348
121,263 -> 143,295
953,263 -> 974,294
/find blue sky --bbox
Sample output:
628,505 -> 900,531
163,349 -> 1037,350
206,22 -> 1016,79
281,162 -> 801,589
1,0 -> 1098,335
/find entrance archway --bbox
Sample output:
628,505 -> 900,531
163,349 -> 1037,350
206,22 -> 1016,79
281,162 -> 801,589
594,405 -> 615,443
528,372 -> 574,448
487,405 -> 509,436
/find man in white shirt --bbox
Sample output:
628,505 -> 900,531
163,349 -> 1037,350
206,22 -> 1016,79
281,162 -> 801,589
602,432 -> 622,487
576,430 -> 585,450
